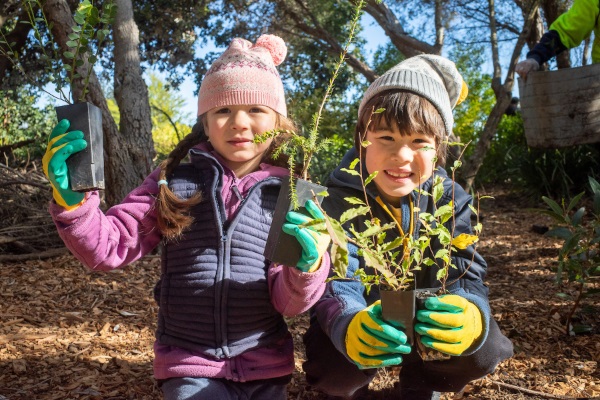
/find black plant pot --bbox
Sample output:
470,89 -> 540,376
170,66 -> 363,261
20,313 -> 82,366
264,177 -> 327,267
380,287 -> 450,361
55,102 -> 104,192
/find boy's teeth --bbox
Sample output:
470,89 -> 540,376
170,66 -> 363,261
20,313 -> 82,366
387,170 -> 410,178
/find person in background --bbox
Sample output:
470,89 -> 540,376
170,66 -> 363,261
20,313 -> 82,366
303,55 -> 514,400
42,34 -> 331,400
516,0 -> 600,79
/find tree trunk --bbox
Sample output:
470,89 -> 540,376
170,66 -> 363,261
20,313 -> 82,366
43,0 -> 154,206
42,0 -> 122,204
110,0 -> 154,205
462,0 -> 541,190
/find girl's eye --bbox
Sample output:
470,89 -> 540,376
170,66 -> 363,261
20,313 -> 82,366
249,107 -> 266,113
215,108 -> 230,114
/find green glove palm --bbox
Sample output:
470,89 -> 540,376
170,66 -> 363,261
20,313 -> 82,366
42,119 -> 87,210
345,300 -> 411,369
415,294 -> 483,356
282,199 -> 331,272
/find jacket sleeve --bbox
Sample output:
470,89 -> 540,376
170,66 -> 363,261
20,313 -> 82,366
49,168 -> 163,271
268,252 -> 331,317
527,0 -> 598,64
312,241 -> 369,360
443,181 -> 491,355
549,0 -> 598,51
527,30 -> 568,65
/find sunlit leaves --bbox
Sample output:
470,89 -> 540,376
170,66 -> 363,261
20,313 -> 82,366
451,233 -> 478,250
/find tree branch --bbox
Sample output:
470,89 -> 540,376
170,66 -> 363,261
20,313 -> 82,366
278,0 -> 378,82
0,9 -> 32,85
363,0 -> 439,56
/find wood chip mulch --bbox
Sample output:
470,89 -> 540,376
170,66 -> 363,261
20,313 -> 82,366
0,163 -> 598,399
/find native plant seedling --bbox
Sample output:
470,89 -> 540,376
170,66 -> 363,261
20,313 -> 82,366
538,176 -> 600,336
261,0 -> 366,266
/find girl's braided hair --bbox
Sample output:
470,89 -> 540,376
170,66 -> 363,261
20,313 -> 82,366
156,113 -> 298,240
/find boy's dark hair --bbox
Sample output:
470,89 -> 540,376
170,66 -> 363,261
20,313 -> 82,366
355,90 -> 448,166
156,113 -> 297,240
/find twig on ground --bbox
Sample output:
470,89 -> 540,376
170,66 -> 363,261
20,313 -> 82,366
488,378 -> 583,399
0,247 -> 68,262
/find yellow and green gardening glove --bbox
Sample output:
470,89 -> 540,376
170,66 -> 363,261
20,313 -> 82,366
42,119 -> 87,210
415,294 -> 483,356
345,300 -> 411,369
282,199 -> 331,272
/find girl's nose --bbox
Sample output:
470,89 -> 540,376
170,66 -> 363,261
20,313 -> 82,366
231,110 -> 250,130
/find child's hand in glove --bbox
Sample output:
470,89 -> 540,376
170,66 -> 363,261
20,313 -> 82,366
42,119 -> 87,210
282,199 -> 330,272
415,294 -> 483,356
346,300 -> 411,369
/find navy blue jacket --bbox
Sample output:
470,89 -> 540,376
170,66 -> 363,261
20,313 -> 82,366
313,148 -> 491,361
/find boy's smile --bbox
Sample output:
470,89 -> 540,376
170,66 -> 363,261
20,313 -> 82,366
365,124 -> 437,206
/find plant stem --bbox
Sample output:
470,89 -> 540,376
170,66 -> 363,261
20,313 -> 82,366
302,0 -> 365,179
565,280 -> 585,336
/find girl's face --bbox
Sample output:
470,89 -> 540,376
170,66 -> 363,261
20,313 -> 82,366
204,105 -> 276,178
365,122 -> 437,206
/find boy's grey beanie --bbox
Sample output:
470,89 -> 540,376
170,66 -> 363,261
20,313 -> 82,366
358,54 -> 467,137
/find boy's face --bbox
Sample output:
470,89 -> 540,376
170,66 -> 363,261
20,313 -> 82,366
365,122 -> 437,206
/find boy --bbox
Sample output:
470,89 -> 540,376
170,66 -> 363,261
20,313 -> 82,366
303,55 -> 514,399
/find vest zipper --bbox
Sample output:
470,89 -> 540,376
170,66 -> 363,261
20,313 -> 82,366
232,184 -> 243,201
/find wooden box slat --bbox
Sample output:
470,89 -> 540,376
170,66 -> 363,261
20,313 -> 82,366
518,63 -> 600,148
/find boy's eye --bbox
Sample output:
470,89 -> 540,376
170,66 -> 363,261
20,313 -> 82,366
380,135 -> 394,141
413,135 -> 435,145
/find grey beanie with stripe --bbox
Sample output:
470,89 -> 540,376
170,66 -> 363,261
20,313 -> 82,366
358,54 -> 468,137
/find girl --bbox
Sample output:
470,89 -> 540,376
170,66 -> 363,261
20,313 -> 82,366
43,35 -> 330,400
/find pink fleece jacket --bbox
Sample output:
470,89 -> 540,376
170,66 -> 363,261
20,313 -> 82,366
50,144 -> 330,381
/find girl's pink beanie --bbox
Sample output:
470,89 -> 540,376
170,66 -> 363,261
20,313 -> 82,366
197,35 -> 288,117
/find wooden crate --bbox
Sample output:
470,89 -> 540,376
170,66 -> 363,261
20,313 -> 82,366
518,63 -> 600,148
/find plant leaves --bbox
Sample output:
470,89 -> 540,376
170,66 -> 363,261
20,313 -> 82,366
365,171 -> 378,185
344,197 -> 365,205
451,233 -> 478,249
339,206 -> 370,224
340,168 -> 360,176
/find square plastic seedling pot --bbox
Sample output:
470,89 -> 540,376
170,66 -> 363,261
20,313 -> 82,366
264,178 -> 326,267
55,102 -> 105,192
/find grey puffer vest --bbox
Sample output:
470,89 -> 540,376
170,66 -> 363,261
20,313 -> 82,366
154,152 -> 288,360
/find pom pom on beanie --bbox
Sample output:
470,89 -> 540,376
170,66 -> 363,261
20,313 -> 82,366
255,34 -> 287,66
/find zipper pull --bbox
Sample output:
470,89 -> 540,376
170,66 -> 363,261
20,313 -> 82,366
232,185 -> 243,201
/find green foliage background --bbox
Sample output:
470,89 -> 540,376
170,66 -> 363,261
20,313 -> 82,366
1,89 -> 57,159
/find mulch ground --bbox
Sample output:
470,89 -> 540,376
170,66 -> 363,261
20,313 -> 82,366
0,164 -> 598,399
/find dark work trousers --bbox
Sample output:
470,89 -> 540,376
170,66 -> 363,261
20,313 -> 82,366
302,316 -> 514,398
